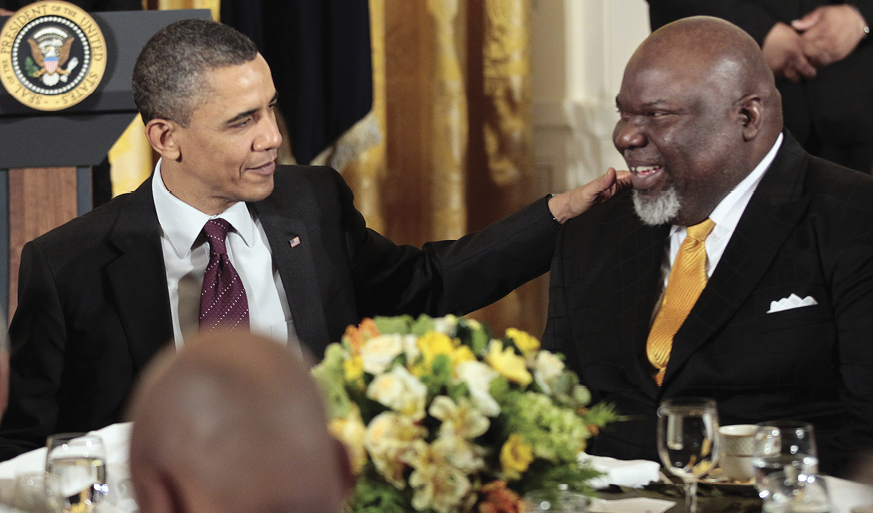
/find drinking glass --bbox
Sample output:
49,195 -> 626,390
657,397 -> 719,513
12,472 -> 64,513
522,489 -> 589,513
45,433 -> 108,513
753,421 -> 820,511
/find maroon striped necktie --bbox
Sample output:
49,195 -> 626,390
199,218 -> 250,332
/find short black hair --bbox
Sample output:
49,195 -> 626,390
132,19 -> 258,126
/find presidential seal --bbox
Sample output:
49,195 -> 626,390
0,1 -> 107,111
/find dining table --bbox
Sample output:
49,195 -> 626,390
0,423 -> 868,513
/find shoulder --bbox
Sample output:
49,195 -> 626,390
28,194 -> 129,254
805,157 -> 873,215
265,165 -> 351,211
24,178 -> 156,267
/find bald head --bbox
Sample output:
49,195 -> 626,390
615,16 -> 783,226
128,332 -> 352,513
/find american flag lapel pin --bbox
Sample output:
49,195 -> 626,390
289,236 -> 301,248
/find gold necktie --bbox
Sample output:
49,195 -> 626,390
647,218 -> 716,386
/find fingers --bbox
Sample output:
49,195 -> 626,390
791,9 -> 823,32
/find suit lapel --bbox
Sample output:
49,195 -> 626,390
105,176 -> 174,371
252,201 -> 331,352
616,207 -> 670,399
664,134 -> 812,386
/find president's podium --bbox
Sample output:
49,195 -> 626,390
0,7 -> 211,320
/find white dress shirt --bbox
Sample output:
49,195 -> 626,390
152,160 -> 294,347
653,133 -> 784,318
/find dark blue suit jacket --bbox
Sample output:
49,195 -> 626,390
1,165 -> 559,459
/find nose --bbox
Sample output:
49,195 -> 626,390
613,119 -> 647,152
254,112 -> 283,152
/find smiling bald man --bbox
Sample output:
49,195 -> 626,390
543,16 -> 873,475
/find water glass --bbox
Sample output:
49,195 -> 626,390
12,472 -> 64,513
45,433 -> 108,513
522,489 -> 589,513
657,397 -> 720,513
753,421 -> 820,510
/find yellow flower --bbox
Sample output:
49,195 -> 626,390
500,433 -> 534,481
486,340 -> 532,386
414,331 -> 457,375
328,404 -> 367,474
343,355 -> 364,383
451,344 -> 477,367
506,328 -> 540,355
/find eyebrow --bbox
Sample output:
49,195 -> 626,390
225,92 -> 279,126
615,97 -> 672,110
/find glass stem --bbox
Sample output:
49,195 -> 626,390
685,479 -> 699,513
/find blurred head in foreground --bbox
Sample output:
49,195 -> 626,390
127,331 -> 353,513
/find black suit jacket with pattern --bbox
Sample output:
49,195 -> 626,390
0,165 -> 559,460
543,134 -> 873,475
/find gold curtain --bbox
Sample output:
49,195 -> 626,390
343,0 -> 541,336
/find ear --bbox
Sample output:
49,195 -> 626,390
736,94 -> 764,141
133,467 -> 189,513
145,118 -> 182,162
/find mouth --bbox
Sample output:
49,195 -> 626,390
247,160 -> 276,176
630,164 -> 665,191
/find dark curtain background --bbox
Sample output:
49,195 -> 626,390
220,0 -> 373,165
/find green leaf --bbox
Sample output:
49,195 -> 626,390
373,315 -> 414,335
410,314 -> 436,336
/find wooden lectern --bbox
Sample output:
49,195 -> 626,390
0,9 -> 211,320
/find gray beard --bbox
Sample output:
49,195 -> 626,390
632,186 -> 681,226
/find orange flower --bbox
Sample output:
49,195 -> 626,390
477,481 -> 524,513
343,318 -> 381,355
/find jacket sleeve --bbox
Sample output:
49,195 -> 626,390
0,241 -> 68,460
335,170 -> 561,319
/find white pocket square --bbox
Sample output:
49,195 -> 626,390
767,293 -> 818,314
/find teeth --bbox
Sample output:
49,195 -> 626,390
633,166 -> 661,174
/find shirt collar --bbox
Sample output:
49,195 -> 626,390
669,132 -> 783,237
152,159 -> 257,258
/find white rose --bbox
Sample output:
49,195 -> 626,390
367,365 -> 428,419
454,360 -> 500,417
360,334 -> 405,374
533,350 -> 565,394
402,334 -> 420,363
432,314 -> 458,335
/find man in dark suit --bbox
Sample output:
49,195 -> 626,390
647,1 -> 873,173
0,19 -> 627,459
543,16 -> 873,476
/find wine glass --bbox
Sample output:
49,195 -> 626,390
45,433 -> 108,513
753,421 -> 820,512
657,397 -> 720,513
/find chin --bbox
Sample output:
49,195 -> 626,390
632,187 -> 681,226
242,178 -> 275,202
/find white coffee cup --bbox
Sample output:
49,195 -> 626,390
718,424 -> 757,482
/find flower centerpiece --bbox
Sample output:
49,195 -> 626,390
312,314 -> 619,513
